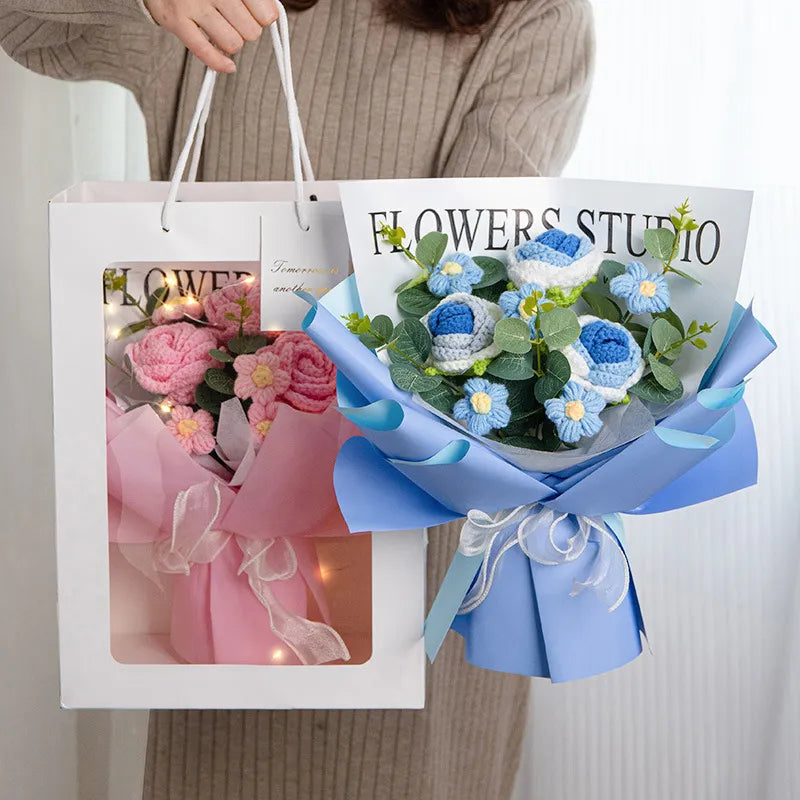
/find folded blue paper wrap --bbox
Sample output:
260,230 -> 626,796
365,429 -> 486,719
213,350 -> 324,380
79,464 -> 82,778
300,281 -> 775,682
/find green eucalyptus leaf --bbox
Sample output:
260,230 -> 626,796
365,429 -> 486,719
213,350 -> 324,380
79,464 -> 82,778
539,307 -> 581,349
472,256 -> 507,288
647,355 -> 681,390
415,231 -> 448,268
692,337 -> 708,349
643,227 -> 676,261
228,334 -> 268,355
493,317 -> 532,354
652,307 -> 685,337
667,266 -> 702,285
629,373 -> 684,405
651,318 -> 682,354
581,289 -> 622,322
204,368 -> 235,396
533,352 -> 570,403
472,282 -> 505,303
209,348 -> 234,363
485,351 -> 536,381
395,270 -> 430,293
145,286 -> 169,317
418,383 -> 460,414
500,436 -> 540,450
393,318 -> 432,363
599,259 -> 627,282
371,314 -> 394,342
194,383 -> 228,415
358,332 -> 384,350
397,286 -> 439,317
687,319 -> 699,336
389,363 -> 442,393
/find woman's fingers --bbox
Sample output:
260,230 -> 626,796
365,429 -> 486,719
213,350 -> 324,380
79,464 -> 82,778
241,0 -> 279,27
215,0 -> 265,41
175,20 -> 237,72
195,8 -> 245,54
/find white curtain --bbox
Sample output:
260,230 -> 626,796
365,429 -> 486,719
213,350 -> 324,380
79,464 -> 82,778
0,1 -> 798,798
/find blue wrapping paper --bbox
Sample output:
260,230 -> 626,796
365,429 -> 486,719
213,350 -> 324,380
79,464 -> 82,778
300,288 -> 775,681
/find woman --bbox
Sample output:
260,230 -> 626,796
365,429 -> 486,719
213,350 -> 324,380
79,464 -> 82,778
0,0 -> 593,797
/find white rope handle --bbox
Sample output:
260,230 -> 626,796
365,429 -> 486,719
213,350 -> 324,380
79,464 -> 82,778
161,0 -> 313,232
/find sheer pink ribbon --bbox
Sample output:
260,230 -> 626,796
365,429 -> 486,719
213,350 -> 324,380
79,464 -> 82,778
106,398 -> 357,665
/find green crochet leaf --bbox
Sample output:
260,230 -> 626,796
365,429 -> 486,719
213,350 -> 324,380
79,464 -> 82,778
546,277 -> 597,308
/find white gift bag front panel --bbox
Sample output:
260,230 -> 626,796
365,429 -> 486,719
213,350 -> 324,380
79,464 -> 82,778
50,182 -> 425,709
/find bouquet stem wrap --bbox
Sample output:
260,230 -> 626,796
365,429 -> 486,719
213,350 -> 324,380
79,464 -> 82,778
299,279 -> 775,681
107,398 -> 358,665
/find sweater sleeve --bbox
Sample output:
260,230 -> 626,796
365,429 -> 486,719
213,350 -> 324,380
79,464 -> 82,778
437,0 -> 594,179
0,0 -> 165,97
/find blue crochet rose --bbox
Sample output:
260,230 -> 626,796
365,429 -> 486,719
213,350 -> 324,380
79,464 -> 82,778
421,293 -> 503,374
560,315 -> 645,402
427,252 -> 484,297
453,378 -> 512,436
610,261 -> 671,314
506,229 -> 602,291
498,282 -> 543,329
544,381 -> 606,443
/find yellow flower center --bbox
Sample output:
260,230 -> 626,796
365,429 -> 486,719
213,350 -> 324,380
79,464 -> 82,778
564,400 -> 585,421
470,391 -> 493,415
639,280 -> 657,298
441,261 -> 463,276
251,363 -> 274,389
256,419 -> 273,436
177,418 -> 199,437
517,299 -> 532,321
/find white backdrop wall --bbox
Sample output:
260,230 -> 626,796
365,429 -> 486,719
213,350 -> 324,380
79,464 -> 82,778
0,2 -> 798,799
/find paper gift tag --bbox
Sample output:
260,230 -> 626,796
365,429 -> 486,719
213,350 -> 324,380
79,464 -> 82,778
260,202 -> 351,330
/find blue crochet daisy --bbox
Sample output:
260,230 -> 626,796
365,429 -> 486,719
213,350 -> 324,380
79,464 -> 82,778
609,261 -> 670,314
544,381 -> 606,444
427,252 -> 484,297
453,378 -> 512,437
498,282 -> 543,328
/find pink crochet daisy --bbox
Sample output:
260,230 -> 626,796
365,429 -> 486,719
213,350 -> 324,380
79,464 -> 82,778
233,348 -> 290,404
247,401 -> 278,444
165,406 -> 216,455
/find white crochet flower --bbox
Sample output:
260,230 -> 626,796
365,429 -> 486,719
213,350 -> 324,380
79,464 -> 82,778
507,229 -> 603,291
421,293 -> 503,374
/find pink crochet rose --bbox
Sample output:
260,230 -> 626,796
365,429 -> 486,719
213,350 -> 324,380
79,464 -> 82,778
166,406 -> 216,455
233,348 -> 290,404
247,401 -> 278,444
202,279 -> 261,341
151,295 -> 202,326
267,332 -> 336,413
125,322 -> 220,404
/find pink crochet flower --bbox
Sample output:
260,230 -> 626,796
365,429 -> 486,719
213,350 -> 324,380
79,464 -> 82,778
165,406 -> 216,455
267,332 -> 337,413
233,348 -> 290,404
125,322 -> 220,404
247,401 -> 278,444
202,278 -> 261,341
151,295 -> 202,326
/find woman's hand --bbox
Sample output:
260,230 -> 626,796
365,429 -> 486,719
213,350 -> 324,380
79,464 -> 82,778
145,0 -> 278,73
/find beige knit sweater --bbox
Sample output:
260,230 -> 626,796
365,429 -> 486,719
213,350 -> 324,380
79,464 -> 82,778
1,1 -> 593,797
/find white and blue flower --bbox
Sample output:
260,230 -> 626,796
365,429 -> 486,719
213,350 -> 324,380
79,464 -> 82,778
453,378 -> 512,437
427,252 -> 484,297
421,293 -> 503,374
610,261 -> 671,314
559,315 -> 645,403
544,381 -> 606,443
506,229 -> 602,292
498,282 -> 543,328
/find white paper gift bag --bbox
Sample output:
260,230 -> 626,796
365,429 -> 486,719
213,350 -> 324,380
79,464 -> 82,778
49,8 -> 424,710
